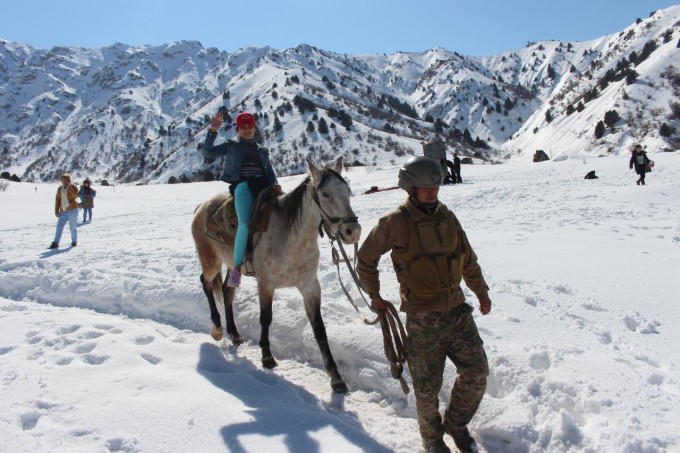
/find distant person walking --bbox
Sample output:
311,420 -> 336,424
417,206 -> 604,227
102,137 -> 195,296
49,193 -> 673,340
48,173 -> 79,249
452,153 -> 462,184
79,178 -> 97,223
629,144 -> 651,186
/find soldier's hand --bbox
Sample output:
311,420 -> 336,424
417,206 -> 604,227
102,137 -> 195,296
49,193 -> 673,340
479,295 -> 492,315
371,296 -> 389,312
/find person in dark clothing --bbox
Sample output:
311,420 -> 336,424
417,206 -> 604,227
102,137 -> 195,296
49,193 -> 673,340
452,153 -> 462,184
629,144 -> 651,186
202,111 -> 281,287
79,178 -> 97,222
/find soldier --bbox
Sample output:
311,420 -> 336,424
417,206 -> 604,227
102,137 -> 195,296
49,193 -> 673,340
357,156 -> 491,453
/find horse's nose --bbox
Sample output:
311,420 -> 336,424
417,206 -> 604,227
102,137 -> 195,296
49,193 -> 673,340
343,223 -> 361,244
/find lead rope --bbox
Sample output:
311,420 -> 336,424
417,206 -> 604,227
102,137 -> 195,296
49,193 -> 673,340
328,233 -> 410,394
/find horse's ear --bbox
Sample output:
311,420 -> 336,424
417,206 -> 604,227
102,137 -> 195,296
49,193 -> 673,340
306,157 -> 322,184
331,156 -> 344,174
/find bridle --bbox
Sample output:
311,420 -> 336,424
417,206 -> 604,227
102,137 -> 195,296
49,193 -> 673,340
310,169 -> 358,242
312,169 -> 410,394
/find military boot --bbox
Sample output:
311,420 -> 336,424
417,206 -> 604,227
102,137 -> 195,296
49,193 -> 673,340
422,438 -> 452,453
449,427 -> 478,453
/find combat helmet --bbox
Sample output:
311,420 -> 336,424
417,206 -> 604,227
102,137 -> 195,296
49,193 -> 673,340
397,156 -> 444,190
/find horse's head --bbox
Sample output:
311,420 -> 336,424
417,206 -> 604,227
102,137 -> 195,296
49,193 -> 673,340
307,157 -> 361,244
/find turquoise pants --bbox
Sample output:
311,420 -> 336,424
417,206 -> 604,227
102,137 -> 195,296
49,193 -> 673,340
233,181 -> 255,267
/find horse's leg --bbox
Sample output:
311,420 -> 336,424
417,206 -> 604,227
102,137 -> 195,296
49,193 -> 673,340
200,274 -> 224,341
222,271 -> 244,345
257,282 -> 278,369
299,278 -> 348,393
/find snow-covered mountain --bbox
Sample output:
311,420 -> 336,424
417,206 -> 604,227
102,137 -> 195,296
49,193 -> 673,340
1,6 -> 678,183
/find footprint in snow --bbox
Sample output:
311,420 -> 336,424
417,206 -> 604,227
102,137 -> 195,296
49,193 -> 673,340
19,411 -> 41,431
594,329 -> 613,345
524,296 -> 539,307
79,330 -> 104,339
580,301 -> 606,312
56,357 -> 73,366
623,313 -> 660,334
548,284 -> 573,295
106,437 -> 139,452
58,325 -> 80,335
73,343 -> 96,354
529,350 -> 552,370
25,331 -> 43,345
133,335 -> 155,345
140,353 -> 161,365
81,354 -> 109,365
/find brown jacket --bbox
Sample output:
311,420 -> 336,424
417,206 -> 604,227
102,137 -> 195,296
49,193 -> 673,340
54,184 -> 79,215
357,197 -> 488,313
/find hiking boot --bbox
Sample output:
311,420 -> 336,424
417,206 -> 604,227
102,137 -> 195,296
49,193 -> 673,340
48,242 -> 59,249
227,268 -> 241,288
71,242 -> 77,247
449,427 -> 478,453
422,438 -> 452,453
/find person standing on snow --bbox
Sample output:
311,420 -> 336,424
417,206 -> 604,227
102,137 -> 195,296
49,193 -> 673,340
79,178 -> 97,223
202,110 -> 281,288
440,157 -> 455,185
629,144 -> 651,186
452,153 -> 462,184
356,156 -> 491,453
48,173 -> 79,249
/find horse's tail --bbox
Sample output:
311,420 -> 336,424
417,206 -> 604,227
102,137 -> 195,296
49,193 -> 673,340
212,273 -> 224,305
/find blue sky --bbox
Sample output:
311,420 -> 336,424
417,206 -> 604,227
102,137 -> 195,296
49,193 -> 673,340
1,0 -> 677,56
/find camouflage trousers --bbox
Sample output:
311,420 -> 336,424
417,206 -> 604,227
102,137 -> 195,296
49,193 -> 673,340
405,303 -> 489,443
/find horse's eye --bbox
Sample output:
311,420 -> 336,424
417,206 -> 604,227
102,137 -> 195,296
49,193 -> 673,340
322,192 -> 330,198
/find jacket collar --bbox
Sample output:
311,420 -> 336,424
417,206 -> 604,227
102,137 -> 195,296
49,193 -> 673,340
402,196 -> 445,221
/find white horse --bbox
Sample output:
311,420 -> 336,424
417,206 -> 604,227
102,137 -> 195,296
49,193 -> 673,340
191,157 -> 361,393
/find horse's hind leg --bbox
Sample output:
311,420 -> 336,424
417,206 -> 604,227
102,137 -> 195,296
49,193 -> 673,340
257,282 -> 278,369
299,279 -> 348,394
200,274 -> 224,341
222,271 -> 244,345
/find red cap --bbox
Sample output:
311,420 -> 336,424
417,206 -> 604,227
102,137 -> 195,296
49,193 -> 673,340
236,112 -> 256,128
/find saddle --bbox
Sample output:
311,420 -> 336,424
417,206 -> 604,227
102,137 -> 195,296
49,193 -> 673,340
205,186 -> 275,255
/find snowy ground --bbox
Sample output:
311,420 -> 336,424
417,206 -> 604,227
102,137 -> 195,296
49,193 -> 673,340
1,152 -> 679,453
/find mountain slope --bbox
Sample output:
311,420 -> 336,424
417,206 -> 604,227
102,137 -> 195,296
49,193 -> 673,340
0,6 -> 678,183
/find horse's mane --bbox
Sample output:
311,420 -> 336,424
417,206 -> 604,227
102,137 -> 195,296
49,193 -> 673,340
274,176 -> 311,235
273,168 -> 344,236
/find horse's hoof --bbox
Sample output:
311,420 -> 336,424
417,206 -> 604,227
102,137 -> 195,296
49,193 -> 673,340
262,356 -> 278,369
210,327 -> 224,341
332,381 -> 349,394
231,335 -> 244,346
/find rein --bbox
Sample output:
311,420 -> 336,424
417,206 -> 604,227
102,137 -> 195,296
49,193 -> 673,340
315,185 -> 410,394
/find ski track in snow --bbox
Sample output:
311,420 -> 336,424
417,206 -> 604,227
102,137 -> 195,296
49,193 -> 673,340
1,155 -> 680,452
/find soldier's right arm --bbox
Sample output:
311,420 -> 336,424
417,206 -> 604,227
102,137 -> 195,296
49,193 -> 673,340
357,216 -> 395,298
